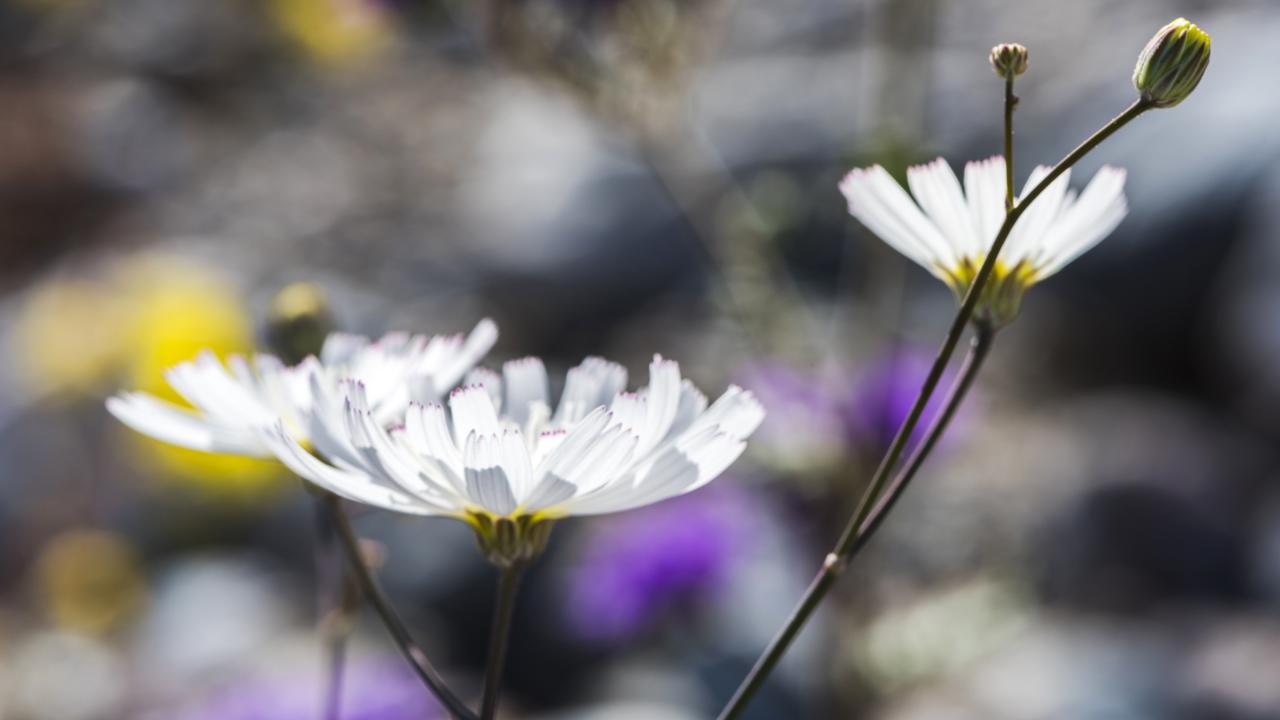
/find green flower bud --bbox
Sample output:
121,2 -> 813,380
1133,18 -> 1210,108
989,43 -> 1028,79
265,282 -> 335,364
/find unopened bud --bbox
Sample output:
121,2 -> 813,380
989,43 -> 1028,79
1133,18 -> 1210,108
265,282 -> 334,364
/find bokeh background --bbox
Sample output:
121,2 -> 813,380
0,0 -> 1277,718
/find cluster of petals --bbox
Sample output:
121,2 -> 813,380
108,319 -> 763,522
839,155 -> 1128,288
107,320 -> 498,458
268,355 -> 764,519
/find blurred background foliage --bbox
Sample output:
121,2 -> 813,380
0,0 -> 1278,718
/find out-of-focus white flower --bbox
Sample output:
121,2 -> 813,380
840,156 -> 1128,325
264,355 -> 764,566
106,320 -> 497,458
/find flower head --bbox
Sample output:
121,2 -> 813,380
261,355 -> 764,566
840,156 -> 1127,326
1134,18 -> 1210,109
106,320 -> 498,458
989,43 -> 1028,79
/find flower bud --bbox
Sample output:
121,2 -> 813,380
265,282 -> 334,364
1133,18 -> 1210,108
989,43 -> 1028,79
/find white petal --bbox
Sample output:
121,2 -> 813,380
449,385 -> 502,447
344,388 -> 463,509
165,352 -> 273,426
689,385 -> 766,441
608,392 -> 646,434
403,402 -> 469,497
908,158 -> 980,261
463,432 -> 517,515
465,367 -> 503,411
840,164 -> 955,278
535,407 -> 611,487
434,318 -> 500,393
563,427 -> 744,515
500,429 -> 535,503
1034,166 -> 1128,279
502,357 -> 549,429
665,380 -> 709,439
1005,166 -> 1071,266
403,403 -> 459,465
261,423 -> 437,515
106,393 -> 267,456
320,333 -> 367,367
634,355 -> 682,456
964,156 -> 1007,255
553,357 -> 627,426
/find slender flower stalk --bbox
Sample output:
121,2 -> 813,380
322,620 -> 348,720
315,496 -> 350,720
480,565 -> 526,720
326,492 -> 480,720
847,323 -> 995,559
990,42 -> 1027,210
716,99 -> 1153,720
1004,76 -> 1015,211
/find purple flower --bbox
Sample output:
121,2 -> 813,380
844,347 -> 968,454
177,657 -> 438,720
736,350 -> 975,474
564,485 -> 759,643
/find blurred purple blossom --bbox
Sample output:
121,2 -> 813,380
565,484 -> 760,643
844,347 -> 967,455
737,348 -> 971,474
176,657 -> 438,720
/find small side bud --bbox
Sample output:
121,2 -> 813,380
989,43 -> 1028,79
265,282 -> 334,364
1133,18 -> 1210,108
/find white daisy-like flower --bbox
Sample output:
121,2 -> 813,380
261,354 -> 765,566
106,319 -> 498,458
839,156 -> 1127,325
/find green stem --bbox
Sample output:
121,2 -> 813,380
1004,77 -> 1016,211
322,623 -> 348,720
848,323 -> 995,559
325,494 -> 479,720
313,494 -> 349,720
480,565 -> 526,720
715,99 -> 1151,720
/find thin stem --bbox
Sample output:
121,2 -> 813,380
313,494 -> 348,720
480,565 -> 526,720
1004,77 -> 1016,211
715,99 -> 1151,720
848,323 -> 995,559
325,493 -> 479,720
323,625 -> 348,720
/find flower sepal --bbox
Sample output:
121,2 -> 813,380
466,511 -> 556,569
947,258 -> 1032,329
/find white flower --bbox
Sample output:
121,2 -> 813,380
106,320 -> 498,458
260,354 -> 764,563
839,156 -> 1127,324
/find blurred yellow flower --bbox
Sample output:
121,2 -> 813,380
15,278 -> 129,398
269,0 -> 392,67
33,530 -> 146,635
113,255 -> 285,499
